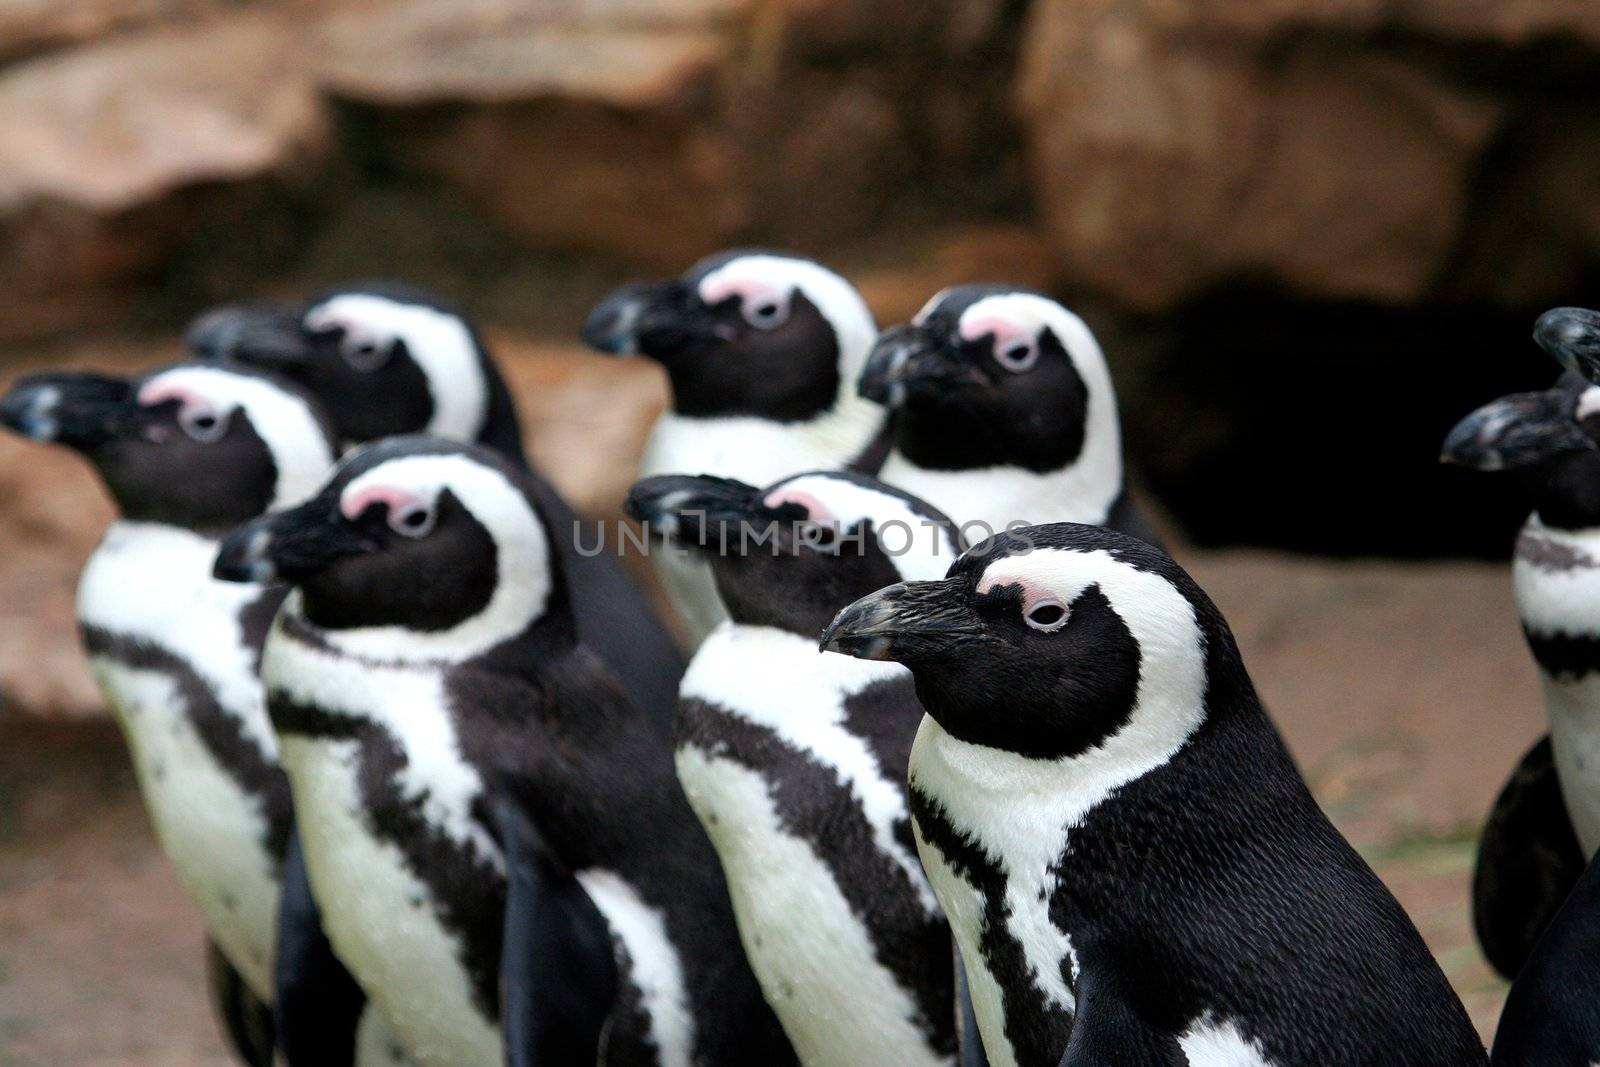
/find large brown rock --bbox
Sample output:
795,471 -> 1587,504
0,13 -> 329,341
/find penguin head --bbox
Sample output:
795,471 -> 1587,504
822,522 -> 1236,760
582,250 -> 878,422
627,469 -> 960,637
1535,307 -> 1600,384
860,286 -> 1119,473
214,437 -> 563,662
1441,375 -> 1600,529
187,282 -> 512,455
0,362 -> 336,534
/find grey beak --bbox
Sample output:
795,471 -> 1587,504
1441,389 -> 1593,471
1535,307 -> 1600,383
820,577 -> 981,662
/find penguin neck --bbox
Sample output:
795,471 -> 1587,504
881,395 -> 1123,531
647,388 -> 885,484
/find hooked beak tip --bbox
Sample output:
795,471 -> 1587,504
0,385 -> 63,442
213,528 -> 277,584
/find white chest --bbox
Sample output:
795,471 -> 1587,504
878,455 -> 1117,537
641,408 -> 880,487
281,733 -> 501,1067
93,659 -> 280,999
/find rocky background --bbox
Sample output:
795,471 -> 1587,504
3,0 -> 1600,1059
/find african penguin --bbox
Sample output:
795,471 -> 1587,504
626,468 -> 965,1067
1488,845 -> 1600,1065
859,286 -> 1157,547
584,250 -> 888,646
1442,373 -> 1600,979
186,280 -> 685,732
821,522 -> 1485,1067
212,436 -> 797,1067
0,362 -> 407,1067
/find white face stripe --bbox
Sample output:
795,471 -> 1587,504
696,256 -> 879,385
765,472 -> 960,583
305,294 -> 490,443
319,454 -> 551,663
912,289 -> 953,326
139,365 -> 335,510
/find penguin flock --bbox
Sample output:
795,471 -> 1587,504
2,256 -> 1597,1066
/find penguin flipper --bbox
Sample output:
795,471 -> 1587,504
1491,848 -> 1600,1064
1473,734 -> 1587,980
205,939 -> 275,1067
953,948 -> 989,1067
495,796 -> 618,1067
275,829 -> 369,1066
1056,968 -> 1184,1067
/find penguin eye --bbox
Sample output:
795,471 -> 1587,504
342,336 -> 391,372
1023,598 -> 1068,632
742,296 -> 790,331
388,503 -> 435,538
178,405 -> 229,443
994,338 -> 1039,373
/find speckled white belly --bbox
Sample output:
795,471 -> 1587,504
282,734 -> 501,1067
93,658 -> 280,999
676,746 -> 950,1067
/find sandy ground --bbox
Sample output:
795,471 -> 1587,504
0,333 -> 1540,1062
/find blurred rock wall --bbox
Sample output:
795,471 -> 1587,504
4,0 -> 1600,554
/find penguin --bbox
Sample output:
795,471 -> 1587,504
1488,846 -> 1600,1065
1536,305 -> 1600,383
0,362 -> 406,1067
1441,372 -> 1600,979
212,436 -> 797,1067
626,468 -> 966,1067
583,250 -> 889,645
820,522 -> 1486,1067
858,286 -> 1158,547
186,280 -> 684,722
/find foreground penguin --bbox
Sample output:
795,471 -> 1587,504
213,437 -> 796,1067
627,469 -> 965,1067
187,280 -> 685,722
822,523 -> 1485,1067
1442,373 -> 1600,977
859,286 -> 1156,545
0,363 -> 405,1066
584,251 -> 887,644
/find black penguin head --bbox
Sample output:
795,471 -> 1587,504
1441,375 -> 1600,529
214,437 -> 564,657
582,250 -> 879,422
186,282 -> 511,454
0,362 -> 336,534
1535,307 -> 1600,384
822,523 -> 1239,760
861,285 -> 1121,474
627,469 -> 961,637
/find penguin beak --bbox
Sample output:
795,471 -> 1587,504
859,325 -> 981,407
625,473 -> 771,549
214,497 -> 374,584
821,577 -> 983,661
1535,307 -> 1600,383
185,304 -> 310,367
0,371 -> 135,449
1441,389 -> 1594,471
583,280 -> 710,357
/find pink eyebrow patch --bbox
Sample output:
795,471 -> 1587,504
137,381 -> 209,412
699,273 -> 785,308
763,487 -> 830,521
976,572 -> 1045,600
341,484 -> 419,521
959,313 -> 1030,351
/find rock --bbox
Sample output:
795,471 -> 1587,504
0,14 -> 329,341
1017,1 -> 1505,308
0,0 -> 227,65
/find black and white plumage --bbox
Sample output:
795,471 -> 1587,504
0,362 -> 407,1067
821,523 -> 1485,1067
1442,374 -> 1600,978
187,280 -> 686,726
859,286 -> 1156,546
584,251 -> 888,645
213,437 -> 795,1067
627,469 -> 967,1067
